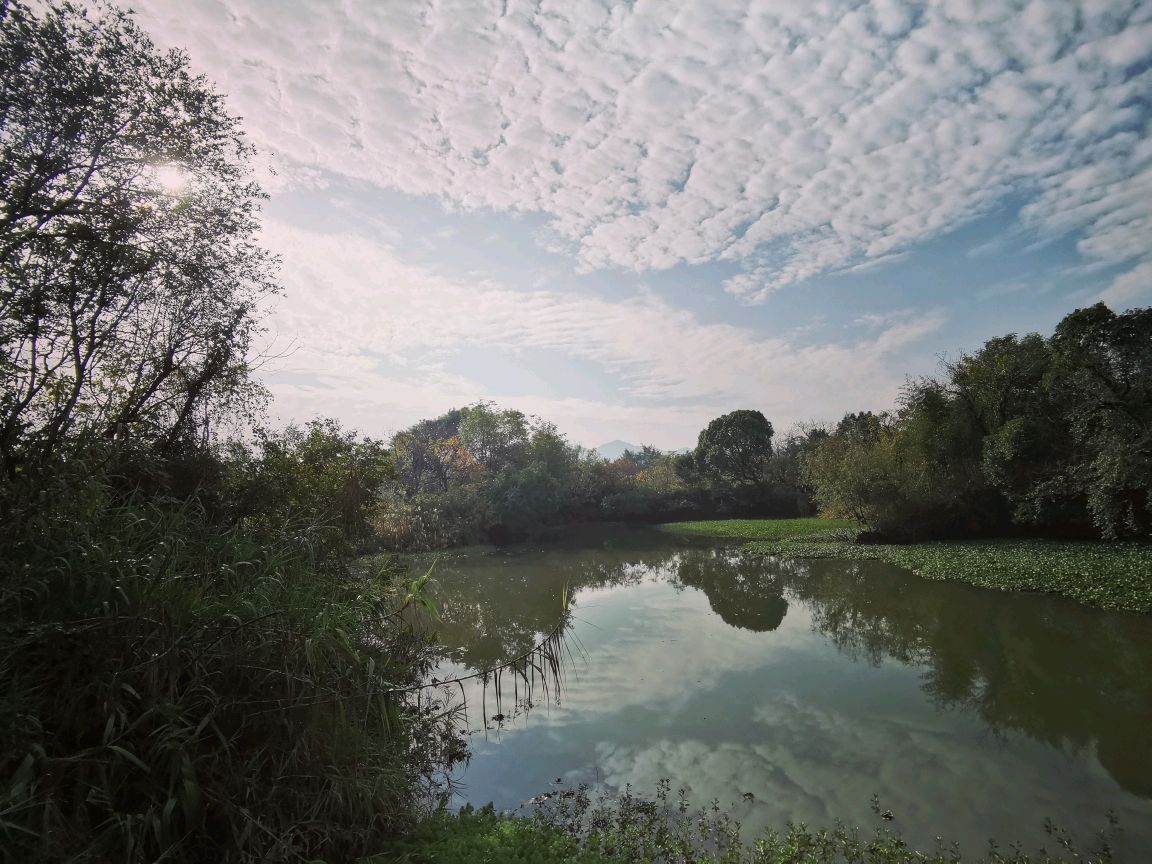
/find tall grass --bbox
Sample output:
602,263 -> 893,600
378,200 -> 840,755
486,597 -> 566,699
660,518 -> 858,542
378,782 -> 1121,863
0,479 -> 462,863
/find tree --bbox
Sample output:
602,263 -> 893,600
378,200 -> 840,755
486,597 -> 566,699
1049,304 -> 1152,538
228,419 -> 393,556
457,402 -> 528,471
620,444 -> 663,470
694,409 -> 774,485
390,408 -> 465,493
0,1 -> 277,480
490,422 -> 579,528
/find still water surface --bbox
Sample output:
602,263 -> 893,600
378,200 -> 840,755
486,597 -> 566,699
420,526 -> 1152,857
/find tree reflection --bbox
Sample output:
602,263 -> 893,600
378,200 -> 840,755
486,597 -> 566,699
674,549 -> 788,632
772,557 -> 1152,799
415,526 -> 1152,801
422,526 -> 686,670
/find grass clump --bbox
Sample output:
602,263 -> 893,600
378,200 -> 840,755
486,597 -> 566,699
663,518 -> 1152,613
661,518 -> 859,543
376,804 -> 627,863
377,783 -> 1121,864
0,482 -> 462,863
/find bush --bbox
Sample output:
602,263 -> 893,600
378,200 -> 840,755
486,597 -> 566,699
0,479 -> 463,863
378,783 -> 1121,864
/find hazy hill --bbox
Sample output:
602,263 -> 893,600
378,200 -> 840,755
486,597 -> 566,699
594,440 -> 640,460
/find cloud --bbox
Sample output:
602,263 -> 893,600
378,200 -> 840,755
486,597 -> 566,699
132,0 -> 1152,299
592,694 -> 1151,853
1095,260 -> 1152,308
255,218 -> 942,446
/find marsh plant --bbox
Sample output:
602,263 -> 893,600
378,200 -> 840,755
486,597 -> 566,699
383,781 -> 1122,864
0,481 -> 467,862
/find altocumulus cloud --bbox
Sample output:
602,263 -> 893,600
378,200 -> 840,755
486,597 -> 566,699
257,219 -> 943,446
131,0 -> 1151,300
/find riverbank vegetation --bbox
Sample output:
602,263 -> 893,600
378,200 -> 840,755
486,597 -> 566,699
370,301 -> 1152,555
663,520 -> 1152,613
802,306 -> 1152,544
0,5 -> 458,860
372,404 -> 827,550
376,784 -> 1121,864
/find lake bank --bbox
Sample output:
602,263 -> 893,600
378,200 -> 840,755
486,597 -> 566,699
660,519 -> 1152,613
390,525 -> 1152,861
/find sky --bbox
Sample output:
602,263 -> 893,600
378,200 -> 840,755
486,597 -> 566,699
128,0 -> 1152,450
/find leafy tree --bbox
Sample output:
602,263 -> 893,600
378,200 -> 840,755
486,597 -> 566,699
457,402 -> 528,471
766,422 -> 830,515
227,419 -> 392,557
620,444 -> 664,470
694,409 -> 774,485
391,408 -> 465,493
490,422 -> 579,528
0,1 -> 277,480
1049,304 -> 1152,538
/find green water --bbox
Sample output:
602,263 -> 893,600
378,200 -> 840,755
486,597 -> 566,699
420,525 -> 1152,857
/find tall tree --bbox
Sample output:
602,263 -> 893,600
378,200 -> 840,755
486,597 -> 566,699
694,409 -> 774,486
1049,304 -> 1152,538
0,1 -> 277,479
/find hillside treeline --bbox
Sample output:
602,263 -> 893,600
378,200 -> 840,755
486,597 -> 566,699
373,404 -> 820,549
806,304 -> 1152,542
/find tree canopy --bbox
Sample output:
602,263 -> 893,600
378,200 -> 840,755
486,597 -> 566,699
0,0 -> 277,480
694,409 -> 775,486
804,304 -> 1152,541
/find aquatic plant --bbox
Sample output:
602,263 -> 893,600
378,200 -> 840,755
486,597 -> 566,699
663,519 -> 1152,613
376,782 -> 1122,863
749,533 -> 1152,613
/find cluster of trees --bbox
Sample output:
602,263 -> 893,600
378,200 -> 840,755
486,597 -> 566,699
375,306 -> 1152,549
372,403 -> 824,549
804,305 -> 1152,542
0,0 -> 274,494
0,5 -> 459,862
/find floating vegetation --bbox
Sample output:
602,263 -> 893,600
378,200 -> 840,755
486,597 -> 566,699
751,533 -> 1152,613
662,519 -> 1152,613
376,782 -> 1123,863
661,518 -> 859,543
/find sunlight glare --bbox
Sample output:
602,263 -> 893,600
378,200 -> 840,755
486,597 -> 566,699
152,163 -> 189,194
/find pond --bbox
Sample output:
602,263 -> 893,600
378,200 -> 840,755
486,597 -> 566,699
416,525 -> 1152,857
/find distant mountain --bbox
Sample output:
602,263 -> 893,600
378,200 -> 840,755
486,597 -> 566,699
594,440 -> 640,460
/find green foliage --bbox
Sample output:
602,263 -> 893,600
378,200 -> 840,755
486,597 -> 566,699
225,418 -> 393,560
376,804 -> 622,863
457,402 -> 529,471
0,0 -> 277,480
376,404 -> 823,551
0,479 -> 463,862
375,487 -> 492,552
1047,305 -> 1152,539
803,305 -> 1152,542
695,409 -> 776,486
741,531 -> 1152,614
379,783 -> 1119,864
662,517 -> 858,542
379,407 -> 591,548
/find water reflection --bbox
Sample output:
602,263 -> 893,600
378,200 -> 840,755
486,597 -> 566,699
770,556 -> 1152,799
675,550 -> 788,632
421,527 -> 1152,805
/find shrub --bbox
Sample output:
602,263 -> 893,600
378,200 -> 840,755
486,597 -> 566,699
0,480 -> 463,863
